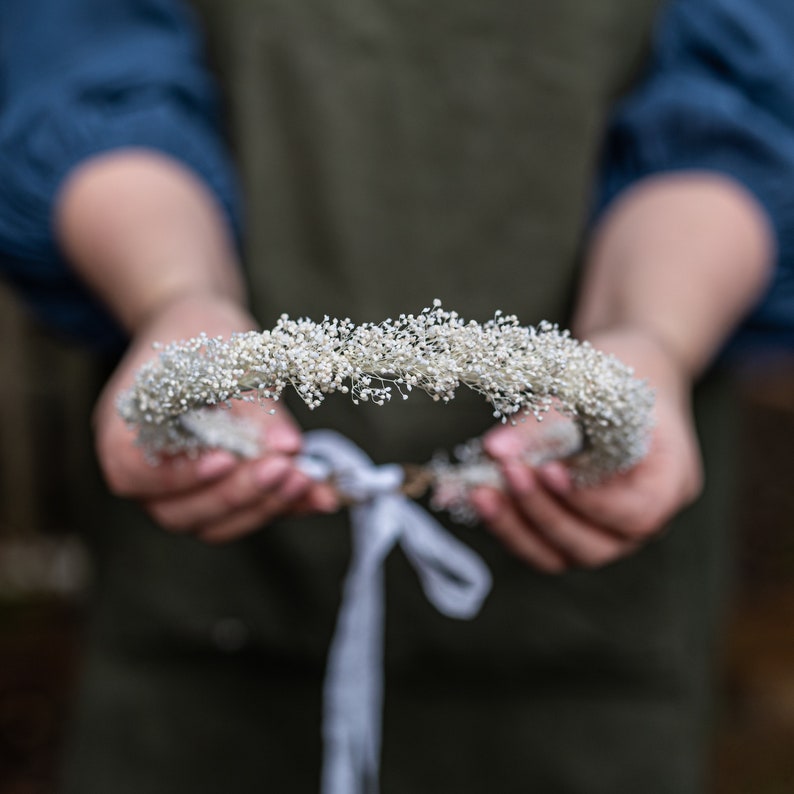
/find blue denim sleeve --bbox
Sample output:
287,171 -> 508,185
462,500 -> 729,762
597,0 -> 794,349
0,0 -> 242,346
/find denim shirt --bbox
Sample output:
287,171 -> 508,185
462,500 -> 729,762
1,0 -> 793,349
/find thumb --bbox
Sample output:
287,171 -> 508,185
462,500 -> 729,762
482,424 -> 525,459
483,414 -> 583,466
263,419 -> 302,454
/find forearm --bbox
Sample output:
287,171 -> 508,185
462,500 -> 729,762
55,149 -> 250,336
56,150 -> 330,539
574,173 -> 775,379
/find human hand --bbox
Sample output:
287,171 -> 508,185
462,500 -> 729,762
93,294 -> 338,543
469,330 -> 703,572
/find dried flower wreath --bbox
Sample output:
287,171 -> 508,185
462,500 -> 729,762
118,302 -> 654,515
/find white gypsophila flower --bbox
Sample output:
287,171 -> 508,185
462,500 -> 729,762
117,302 -> 655,488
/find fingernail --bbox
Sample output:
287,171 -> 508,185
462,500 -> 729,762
537,462 -> 572,494
196,451 -> 237,480
484,431 -> 522,458
253,456 -> 290,489
265,423 -> 301,453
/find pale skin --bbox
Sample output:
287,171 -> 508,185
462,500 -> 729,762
55,151 -> 774,564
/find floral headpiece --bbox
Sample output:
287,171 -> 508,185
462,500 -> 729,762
118,302 -> 654,516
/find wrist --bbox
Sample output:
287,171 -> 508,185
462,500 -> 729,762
580,326 -> 693,405
133,290 -> 257,340
96,291 -> 258,428
56,149 -> 246,333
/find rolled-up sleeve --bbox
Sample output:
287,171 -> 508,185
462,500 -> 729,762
597,0 -> 794,348
0,0 -> 241,344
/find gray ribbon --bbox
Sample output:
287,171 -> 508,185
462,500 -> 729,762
298,430 -> 493,794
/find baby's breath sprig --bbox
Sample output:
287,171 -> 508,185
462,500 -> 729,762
117,301 -> 654,484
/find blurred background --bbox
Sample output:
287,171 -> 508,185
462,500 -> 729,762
0,283 -> 97,794
0,280 -> 792,794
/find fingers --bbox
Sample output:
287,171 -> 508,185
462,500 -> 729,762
90,300 -> 338,542
145,456 -> 339,542
145,455 -> 298,529
98,396 -> 305,498
469,487 -> 569,573
475,425 -> 672,572
536,464 -> 662,541
534,427 -> 702,542
96,391 -> 334,541
511,481 -> 639,569
471,478 -> 639,572
102,441 -> 240,499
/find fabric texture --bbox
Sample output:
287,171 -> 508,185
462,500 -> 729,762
0,0 -> 240,344
597,0 -> 794,350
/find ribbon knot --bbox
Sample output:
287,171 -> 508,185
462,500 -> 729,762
298,430 -> 492,794
337,462 -> 405,502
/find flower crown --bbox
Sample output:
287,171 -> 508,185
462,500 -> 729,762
118,302 -> 654,515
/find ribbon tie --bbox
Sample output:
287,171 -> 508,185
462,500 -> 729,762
298,430 -> 493,794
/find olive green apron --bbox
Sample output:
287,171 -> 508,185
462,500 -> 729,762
62,1 -> 736,792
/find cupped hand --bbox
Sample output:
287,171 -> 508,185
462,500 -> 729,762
469,330 -> 703,572
93,294 -> 338,543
